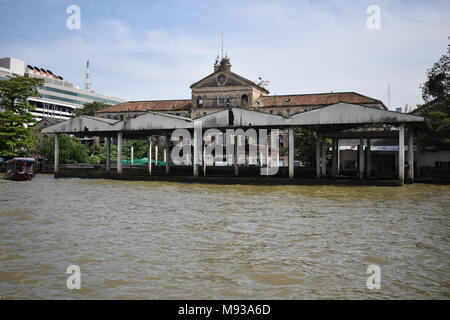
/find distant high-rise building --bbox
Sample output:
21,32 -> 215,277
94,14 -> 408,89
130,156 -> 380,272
0,57 -> 125,121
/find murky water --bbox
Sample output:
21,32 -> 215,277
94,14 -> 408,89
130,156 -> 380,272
0,174 -> 449,299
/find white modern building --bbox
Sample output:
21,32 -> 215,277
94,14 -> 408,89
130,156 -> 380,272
0,57 -> 125,121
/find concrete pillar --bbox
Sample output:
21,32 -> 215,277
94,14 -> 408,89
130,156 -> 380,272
203,143 -> 206,176
288,127 -> 294,178
165,135 -> 170,174
234,134 -> 239,176
117,131 -> 123,174
193,126 -> 200,177
155,145 -> 158,166
416,147 -> 421,178
336,139 -> 340,175
131,146 -> 134,166
321,138 -> 326,177
148,140 -> 152,175
316,135 -> 321,178
331,138 -> 337,177
366,139 -> 371,178
358,138 -> 364,179
407,132 -> 414,183
105,137 -> 111,173
54,134 -> 60,173
399,124 -> 405,185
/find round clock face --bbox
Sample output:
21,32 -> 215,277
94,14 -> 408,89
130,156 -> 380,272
218,74 -> 227,84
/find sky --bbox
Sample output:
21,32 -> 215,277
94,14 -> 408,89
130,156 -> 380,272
0,0 -> 449,110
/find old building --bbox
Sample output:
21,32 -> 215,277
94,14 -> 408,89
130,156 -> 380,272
96,56 -> 386,120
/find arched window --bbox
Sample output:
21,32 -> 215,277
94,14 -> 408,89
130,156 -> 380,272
241,94 -> 249,107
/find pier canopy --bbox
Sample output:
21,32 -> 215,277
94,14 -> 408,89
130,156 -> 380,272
41,103 -> 426,135
42,102 -> 427,185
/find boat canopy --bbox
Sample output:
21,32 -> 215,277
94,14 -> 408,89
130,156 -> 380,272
5,158 -> 35,163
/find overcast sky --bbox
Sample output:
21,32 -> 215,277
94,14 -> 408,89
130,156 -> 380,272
1,0 -> 449,110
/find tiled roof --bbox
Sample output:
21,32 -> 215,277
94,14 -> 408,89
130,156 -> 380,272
97,99 -> 192,113
258,92 -> 384,108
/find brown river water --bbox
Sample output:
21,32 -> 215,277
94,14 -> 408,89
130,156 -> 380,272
0,174 -> 449,299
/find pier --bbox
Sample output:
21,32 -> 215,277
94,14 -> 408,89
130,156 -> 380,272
42,103 -> 427,186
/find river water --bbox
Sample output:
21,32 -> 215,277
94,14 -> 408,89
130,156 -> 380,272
0,174 -> 449,299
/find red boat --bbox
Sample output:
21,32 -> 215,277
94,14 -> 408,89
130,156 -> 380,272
4,158 -> 35,181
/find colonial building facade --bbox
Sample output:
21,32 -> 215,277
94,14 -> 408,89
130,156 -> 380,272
96,56 -> 386,120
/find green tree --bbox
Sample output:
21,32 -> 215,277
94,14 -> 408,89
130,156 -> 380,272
416,41 -> 450,148
0,75 -> 44,157
74,101 -> 111,117
40,135 -> 90,164
421,43 -> 449,102
293,128 -> 317,166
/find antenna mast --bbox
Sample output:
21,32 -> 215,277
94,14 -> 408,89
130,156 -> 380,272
221,32 -> 224,59
84,60 -> 91,91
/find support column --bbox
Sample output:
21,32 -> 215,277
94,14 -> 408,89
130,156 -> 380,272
165,134 -> 170,174
358,138 -> 364,179
407,131 -> 414,183
54,134 -> 60,173
203,143 -> 207,176
105,137 -> 111,173
131,146 -> 134,166
316,134 -> 321,178
321,138 -> 326,177
336,139 -> 340,176
288,127 -> 294,178
398,124 -> 405,185
193,125 -> 200,177
155,145 -> 158,166
117,131 -> 123,174
331,138 -> 337,177
148,139 -> 152,175
366,139 -> 371,178
234,134 -> 239,176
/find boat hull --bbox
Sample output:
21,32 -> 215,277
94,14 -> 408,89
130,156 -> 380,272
4,172 -> 34,181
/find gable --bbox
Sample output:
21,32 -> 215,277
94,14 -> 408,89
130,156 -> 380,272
191,71 -> 255,90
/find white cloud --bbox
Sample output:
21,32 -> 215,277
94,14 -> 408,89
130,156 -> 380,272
1,1 -> 449,109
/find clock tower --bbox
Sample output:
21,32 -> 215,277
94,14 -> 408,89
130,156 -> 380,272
190,56 -> 269,118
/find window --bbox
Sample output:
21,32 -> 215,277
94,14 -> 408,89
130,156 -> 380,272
219,97 -> 225,107
435,161 -> 450,169
241,94 -> 249,107
212,97 -> 217,107
196,96 -> 203,108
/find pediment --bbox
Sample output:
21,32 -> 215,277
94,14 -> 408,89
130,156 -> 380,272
191,71 -> 256,90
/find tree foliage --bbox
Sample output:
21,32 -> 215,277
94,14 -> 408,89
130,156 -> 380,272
40,135 -> 90,164
74,101 -> 111,117
421,43 -> 450,102
417,42 -> 450,148
0,75 -> 43,157
293,128 -> 317,165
